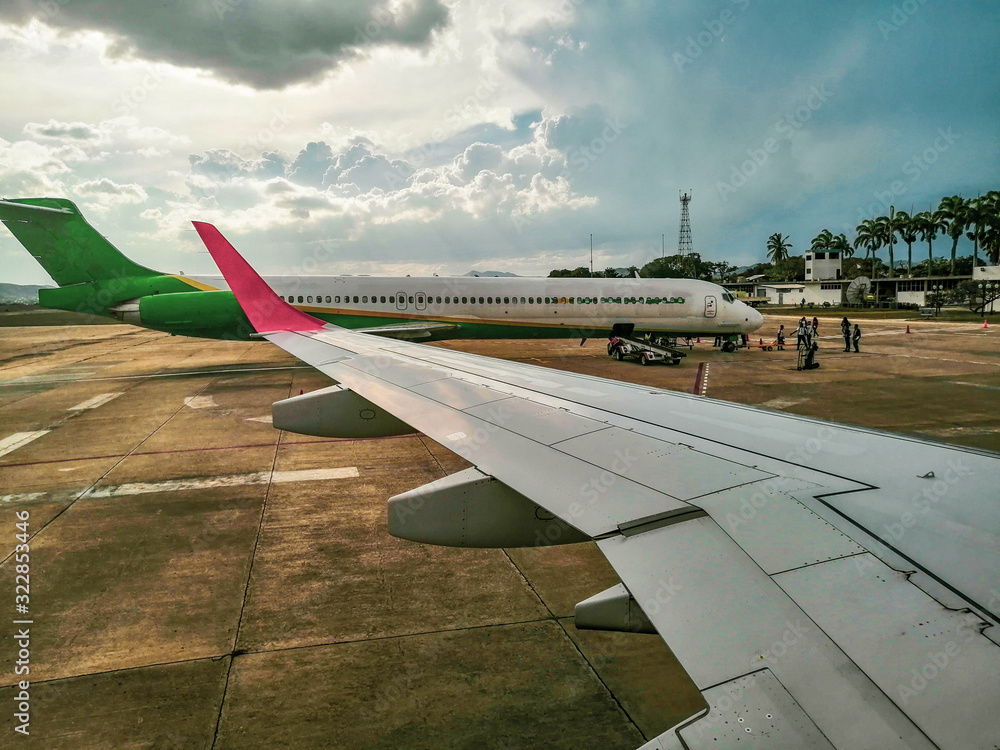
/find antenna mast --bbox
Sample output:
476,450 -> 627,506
678,190 -> 692,255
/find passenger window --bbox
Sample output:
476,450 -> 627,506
479,297 -> 484,304
362,296 -> 368,303
409,296 -> 414,304
335,296 -> 341,303
445,296 -> 450,304
503,297 -> 509,304
436,296 -> 441,304
380,296 -> 386,303
462,296 -> 467,303
389,296 -> 394,304
353,296 -> 359,303
297,296 -> 303,303
487,297 -> 493,304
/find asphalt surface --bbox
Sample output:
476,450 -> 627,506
0,315 -> 997,749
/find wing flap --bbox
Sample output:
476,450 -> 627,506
599,517 -> 936,750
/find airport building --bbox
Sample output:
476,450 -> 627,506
725,275 -> 979,307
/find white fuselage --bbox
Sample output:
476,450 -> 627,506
186,273 -> 764,337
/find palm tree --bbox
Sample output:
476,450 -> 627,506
936,195 -> 969,276
832,232 -> 853,259
766,233 -> 792,263
965,195 -> 989,268
810,229 -> 834,254
873,207 -> 899,278
603,267 -> 619,278
913,210 -> 946,271
981,191 -> 1000,264
854,219 -> 880,278
894,210 -> 917,276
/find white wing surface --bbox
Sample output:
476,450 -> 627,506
196,222 -> 1000,750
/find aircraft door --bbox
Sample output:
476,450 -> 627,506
396,291 -> 407,310
704,295 -> 717,318
415,292 -> 426,311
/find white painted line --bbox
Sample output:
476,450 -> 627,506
0,431 -> 50,459
0,492 -> 45,505
81,467 -> 359,499
67,392 -> 123,412
246,415 -> 273,423
184,395 -> 218,409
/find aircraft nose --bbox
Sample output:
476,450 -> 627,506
743,306 -> 764,331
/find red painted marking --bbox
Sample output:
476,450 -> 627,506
192,222 -> 326,333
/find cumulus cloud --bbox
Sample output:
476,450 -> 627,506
23,119 -> 101,141
74,177 -> 148,211
0,0 -> 450,89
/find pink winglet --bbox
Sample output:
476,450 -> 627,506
193,221 -> 326,333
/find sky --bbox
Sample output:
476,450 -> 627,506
1,0 -> 997,285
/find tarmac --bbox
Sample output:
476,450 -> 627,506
0,314 -> 997,749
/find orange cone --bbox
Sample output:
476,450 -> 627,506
984,320 -> 989,329
905,325 -> 910,334
759,338 -> 763,345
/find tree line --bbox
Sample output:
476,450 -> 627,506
548,191 -> 997,282
766,191 -> 999,278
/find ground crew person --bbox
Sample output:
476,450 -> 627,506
852,324 -> 861,353
841,317 -> 851,351
777,324 -> 786,350
796,317 -> 808,350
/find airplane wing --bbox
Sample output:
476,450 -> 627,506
194,222 -> 1000,750
352,321 -> 460,340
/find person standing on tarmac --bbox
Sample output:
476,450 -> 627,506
841,317 -> 851,352
811,316 -> 819,339
852,323 -> 862,353
796,317 -> 808,350
777,324 -> 786,350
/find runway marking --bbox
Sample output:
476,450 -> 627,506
247,415 -> 273,423
950,381 -> 1000,392
0,364 -> 310,387
0,492 -> 45,504
0,431 -> 50,458
79,467 -> 359,499
67,392 -> 123,412
184,395 -> 218,409
2,468 -> 360,504
759,397 -> 807,409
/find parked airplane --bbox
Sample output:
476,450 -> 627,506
0,197 -> 762,344
197,220 -> 1000,750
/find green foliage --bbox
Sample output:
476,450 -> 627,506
765,256 -> 804,282
548,267 -> 593,278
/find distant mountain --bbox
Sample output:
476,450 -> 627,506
0,283 -> 51,304
463,270 -> 519,277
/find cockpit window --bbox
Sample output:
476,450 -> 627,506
722,292 -> 736,303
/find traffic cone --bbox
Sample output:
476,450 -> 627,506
905,324 -> 910,334
984,320 -> 989,329
696,337 -> 701,343
759,338 -> 763,345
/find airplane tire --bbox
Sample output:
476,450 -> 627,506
722,342 -> 736,353
614,349 -> 624,361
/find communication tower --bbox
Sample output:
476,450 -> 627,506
678,190 -> 692,255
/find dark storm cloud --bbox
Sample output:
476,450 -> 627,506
1,0 -> 449,89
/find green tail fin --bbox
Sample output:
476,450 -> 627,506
0,197 -> 159,286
